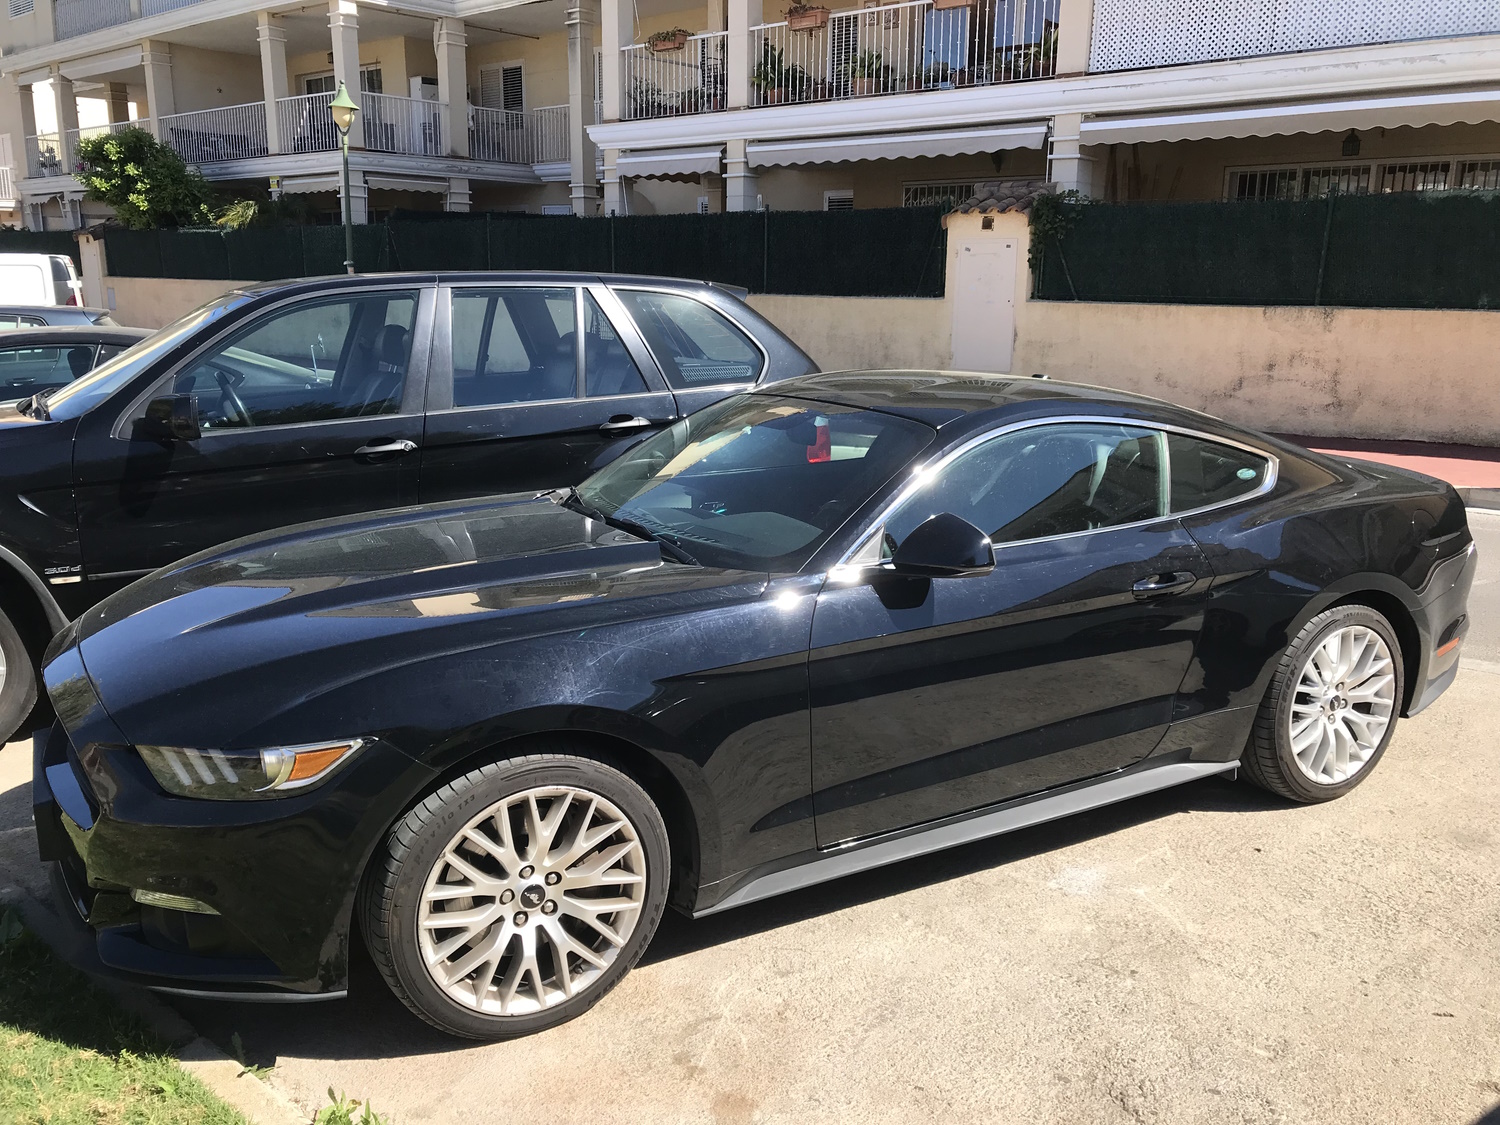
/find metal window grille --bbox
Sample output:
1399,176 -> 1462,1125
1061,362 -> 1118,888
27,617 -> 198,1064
1456,160 -> 1500,190
1232,169 -> 1300,201
9,0 -> 34,16
824,190 -> 855,211
1300,165 -> 1372,198
1379,162 -> 1452,193
903,181 -> 976,207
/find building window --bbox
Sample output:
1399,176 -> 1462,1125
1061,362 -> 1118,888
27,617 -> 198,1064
824,190 -> 855,211
1457,160 -> 1500,190
903,181 -> 976,208
304,68 -> 382,96
1228,158 -> 1480,200
479,64 -> 524,112
1379,162 -> 1451,193
9,0 -> 34,15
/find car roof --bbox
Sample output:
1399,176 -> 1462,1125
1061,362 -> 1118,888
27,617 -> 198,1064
0,325 -> 149,344
763,370 -> 1259,442
0,304 -> 111,316
226,271 -> 740,300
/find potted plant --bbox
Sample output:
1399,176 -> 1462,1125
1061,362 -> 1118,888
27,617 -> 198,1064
647,27 -> 692,51
752,41 -> 809,104
846,49 -> 888,96
786,3 -> 831,32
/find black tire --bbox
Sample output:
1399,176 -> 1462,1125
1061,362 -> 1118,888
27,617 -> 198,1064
1242,604 -> 1405,804
360,750 -> 670,1040
0,608 -> 37,747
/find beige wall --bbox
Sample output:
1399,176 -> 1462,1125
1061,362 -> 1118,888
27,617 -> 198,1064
107,275 -> 248,330
470,29 -> 573,110
747,293 -> 950,370
170,47 -> 263,114
287,35 -> 422,96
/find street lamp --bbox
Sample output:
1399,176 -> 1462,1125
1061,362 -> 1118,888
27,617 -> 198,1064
329,81 -> 360,275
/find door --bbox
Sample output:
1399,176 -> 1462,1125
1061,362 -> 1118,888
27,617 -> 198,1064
73,287 -> 431,590
419,284 -> 678,503
949,234 -> 1017,372
809,420 -> 1209,846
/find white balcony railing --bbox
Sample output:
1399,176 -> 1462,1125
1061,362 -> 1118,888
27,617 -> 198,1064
469,104 -> 570,164
0,165 -> 15,202
362,93 -> 445,156
160,103 -> 269,164
24,134 -> 66,179
1090,0 -> 1500,72
277,93 -> 340,154
66,119 -> 148,159
750,0 -> 1055,110
623,31 -> 729,120
55,0 -> 205,39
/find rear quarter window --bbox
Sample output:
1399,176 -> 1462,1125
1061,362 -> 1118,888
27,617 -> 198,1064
614,290 -> 763,390
1168,433 -> 1271,512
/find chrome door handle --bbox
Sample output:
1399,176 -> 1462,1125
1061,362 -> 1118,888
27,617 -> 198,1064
1132,571 -> 1198,599
354,439 -> 417,456
600,416 -> 654,433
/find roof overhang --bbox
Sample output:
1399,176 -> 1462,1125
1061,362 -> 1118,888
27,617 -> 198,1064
747,122 -> 1047,167
1080,87 -> 1500,144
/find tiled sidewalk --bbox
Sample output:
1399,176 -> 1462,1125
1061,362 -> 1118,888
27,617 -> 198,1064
1278,435 -> 1500,508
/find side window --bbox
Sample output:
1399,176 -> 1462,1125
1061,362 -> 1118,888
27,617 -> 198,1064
1168,433 -> 1270,512
583,291 -> 647,397
0,315 -> 47,330
173,291 -> 419,430
451,288 -> 578,407
0,345 -> 89,393
613,290 -> 763,389
884,423 -> 1166,550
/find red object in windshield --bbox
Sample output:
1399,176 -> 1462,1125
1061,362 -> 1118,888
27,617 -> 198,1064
806,416 -> 831,463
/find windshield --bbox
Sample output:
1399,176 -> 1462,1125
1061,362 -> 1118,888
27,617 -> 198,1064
576,394 -> 934,571
41,292 -> 251,420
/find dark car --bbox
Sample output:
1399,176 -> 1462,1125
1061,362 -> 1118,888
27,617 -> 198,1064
0,272 -> 815,741
32,372 -> 1474,1038
0,326 -> 152,405
0,305 -> 118,330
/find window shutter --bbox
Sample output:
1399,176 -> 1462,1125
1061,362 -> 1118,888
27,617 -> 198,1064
824,191 -> 855,212
501,65 -> 524,112
478,66 -> 503,109
9,0 -> 35,17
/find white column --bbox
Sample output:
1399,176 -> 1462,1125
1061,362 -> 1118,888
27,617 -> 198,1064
446,177 -> 471,212
106,83 -> 131,125
1056,0 -> 1094,76
727,0 -> 762,110
602,146 -> 626,214
141,41 -> 175,141
348,170 -> 368,224
724,137 -> 757,211
257,13 -> 290,154
51,70 -> 79,175
435,18 -> 468,158
600,0 -> 630,123
567,0 -> 600,214
18,82 -> 37,148
329,0 -> 363,149
1048,113 -> 1099,196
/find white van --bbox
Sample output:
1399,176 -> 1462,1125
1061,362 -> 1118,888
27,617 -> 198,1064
0,254 -> 84,307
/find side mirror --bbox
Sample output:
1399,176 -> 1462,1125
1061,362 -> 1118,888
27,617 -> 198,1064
138,393 -> 200,442
889,513 -> 995,578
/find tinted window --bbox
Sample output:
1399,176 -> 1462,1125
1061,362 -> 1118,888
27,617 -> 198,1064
451,288 -> 577,406
0,343 -> 94,395
50,257 -> 75,298
583,292 -> 647,397
1168,433 -> 1270,511
885,423 -> 1166,549
174,292 -> 418,430
0,315 -> 47,330
578,394 -> 933,570
614,290 -> 762,388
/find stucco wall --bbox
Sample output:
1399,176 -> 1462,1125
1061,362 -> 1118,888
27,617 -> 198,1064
747,294 -> 952,371
106,276 -> 248,330
470,29 -> 572,110
170,47 -> 264,114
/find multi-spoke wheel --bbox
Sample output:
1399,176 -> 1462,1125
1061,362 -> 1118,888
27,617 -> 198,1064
1243,605 -> 1405,803
362,753 -> 669,1039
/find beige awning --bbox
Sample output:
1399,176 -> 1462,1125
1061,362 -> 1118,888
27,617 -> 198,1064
616,145 -> 723,180
1081,88 -> 1500,145
748,123 -> 1048,168
365,174 -> 448,194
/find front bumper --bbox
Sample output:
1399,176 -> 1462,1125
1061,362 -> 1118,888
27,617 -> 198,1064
32,699 -> 437,999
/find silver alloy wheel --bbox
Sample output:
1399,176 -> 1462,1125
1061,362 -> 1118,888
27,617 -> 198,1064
1288,624 -> 1397,785
0,645 -> 6,703
416,785 -> 648,1016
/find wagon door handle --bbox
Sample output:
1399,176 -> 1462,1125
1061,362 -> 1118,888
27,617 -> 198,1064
600,416 -> 654,433
354,439 -> 418,457
1132,571 -> 1198,599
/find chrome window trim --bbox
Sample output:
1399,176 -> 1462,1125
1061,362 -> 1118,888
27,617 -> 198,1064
609,285 -> 769,388
834,414 -> 1280,569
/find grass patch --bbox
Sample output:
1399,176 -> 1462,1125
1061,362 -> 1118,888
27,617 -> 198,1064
0,909 -> 249,1125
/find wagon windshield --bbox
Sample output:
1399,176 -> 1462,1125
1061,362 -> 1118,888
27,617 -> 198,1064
575,393 -> 934,572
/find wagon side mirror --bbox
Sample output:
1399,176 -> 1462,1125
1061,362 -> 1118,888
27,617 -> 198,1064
889,513 -> 995,578
138,393 -> 200,442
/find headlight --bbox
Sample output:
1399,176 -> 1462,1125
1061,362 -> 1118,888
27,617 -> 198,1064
135,739 -> 364,801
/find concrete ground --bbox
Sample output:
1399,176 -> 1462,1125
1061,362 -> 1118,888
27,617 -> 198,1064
5,515 -> 1500,1125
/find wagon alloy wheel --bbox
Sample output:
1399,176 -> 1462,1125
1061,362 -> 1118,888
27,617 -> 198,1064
1287,625 -> 1397,785
417,786 -> 648,1015
0,608 -> 38,746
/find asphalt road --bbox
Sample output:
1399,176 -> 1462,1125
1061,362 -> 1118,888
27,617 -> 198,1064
5,515 -> 1500,1125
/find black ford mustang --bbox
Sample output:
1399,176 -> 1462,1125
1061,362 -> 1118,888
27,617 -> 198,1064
34,372 -> 1475,1039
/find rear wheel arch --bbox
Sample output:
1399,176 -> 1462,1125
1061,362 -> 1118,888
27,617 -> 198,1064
1327,589 -> 1422,715
0,549 -> 66,659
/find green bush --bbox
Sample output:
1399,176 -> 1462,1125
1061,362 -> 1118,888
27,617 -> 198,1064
75,126 -> 213,230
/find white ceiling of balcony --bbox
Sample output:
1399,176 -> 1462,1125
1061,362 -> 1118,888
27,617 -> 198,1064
1080,88 -> 1500,145
747,123 -> 1048,168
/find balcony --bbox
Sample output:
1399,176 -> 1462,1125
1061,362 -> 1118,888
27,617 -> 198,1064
470,104 -> 570,164
162,103 -> 269,164
622,32 -> 729,120
54,0 -> 205,40
0,164 -> 15,203
24,134 -> 65,179
1090,0 -> 1500,72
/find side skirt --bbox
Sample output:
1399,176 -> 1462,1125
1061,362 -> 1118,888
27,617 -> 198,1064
694,757 -> 1239,918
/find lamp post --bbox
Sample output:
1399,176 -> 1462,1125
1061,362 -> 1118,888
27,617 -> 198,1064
329,82 -> 360,275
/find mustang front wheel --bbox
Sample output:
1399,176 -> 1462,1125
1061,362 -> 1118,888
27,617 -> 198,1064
361,752 -> 670,1039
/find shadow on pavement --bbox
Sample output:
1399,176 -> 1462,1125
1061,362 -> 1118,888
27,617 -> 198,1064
172,773 -> 1290,1065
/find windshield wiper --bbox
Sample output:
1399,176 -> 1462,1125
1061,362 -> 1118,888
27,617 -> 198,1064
556,487 -> 700,567
20,391 -> 51,420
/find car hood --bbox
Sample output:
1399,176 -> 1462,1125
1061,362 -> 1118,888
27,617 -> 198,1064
63,494 -> 770,748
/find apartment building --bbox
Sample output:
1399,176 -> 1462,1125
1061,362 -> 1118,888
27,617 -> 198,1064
1,0 -> 1498,231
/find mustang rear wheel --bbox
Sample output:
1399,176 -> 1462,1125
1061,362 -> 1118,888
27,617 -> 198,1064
0,608 -> 37,746
361,752 -> 670,1039
1242,605 -> 1404,803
